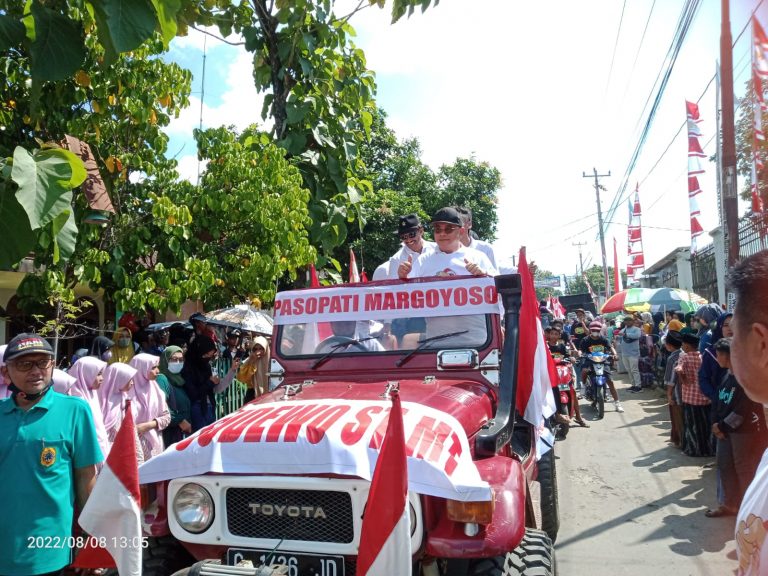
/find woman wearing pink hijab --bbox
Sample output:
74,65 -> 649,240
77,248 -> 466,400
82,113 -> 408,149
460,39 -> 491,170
100,362 -> 141,460
68,357 -> 110,458
129,353 -> 171,461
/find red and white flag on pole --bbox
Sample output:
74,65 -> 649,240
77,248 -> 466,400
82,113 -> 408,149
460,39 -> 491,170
686,100 -> 706,252
515,247 -> 556,428
612,237 -> 623,293
349,249 -> 361,283
75,401 -> 143,575
356,392 -> 411,576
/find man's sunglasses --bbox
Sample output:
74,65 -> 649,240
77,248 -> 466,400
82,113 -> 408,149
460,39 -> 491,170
399,230 -> 419,240
11,358 -> 54,372
432,224 -> 459,234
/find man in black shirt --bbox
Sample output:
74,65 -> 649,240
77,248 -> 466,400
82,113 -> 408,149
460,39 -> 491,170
580,321 -> 623,412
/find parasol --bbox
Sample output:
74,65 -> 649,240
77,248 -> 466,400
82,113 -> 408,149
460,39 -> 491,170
601,287 -> 708,315
204,304 -> 273,335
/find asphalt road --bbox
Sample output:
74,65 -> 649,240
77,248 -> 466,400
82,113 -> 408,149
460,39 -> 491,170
554,372 -> 738,576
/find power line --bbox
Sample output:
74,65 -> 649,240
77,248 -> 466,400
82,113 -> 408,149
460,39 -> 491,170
618,0 -> 657,110
604,0 -> 628,103
606,0 -> 765,221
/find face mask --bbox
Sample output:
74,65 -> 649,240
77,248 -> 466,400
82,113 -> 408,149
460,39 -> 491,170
118,337 -> 131,348
101,350 -> 112,361
167,361 -> 184,374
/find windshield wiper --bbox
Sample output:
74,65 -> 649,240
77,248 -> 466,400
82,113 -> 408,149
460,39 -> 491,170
395,330 -> 469,367
311,336 -> 380,369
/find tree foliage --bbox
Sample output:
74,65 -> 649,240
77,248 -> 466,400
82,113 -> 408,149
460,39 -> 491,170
566,264 -> 626,296
735,78 -> 768,209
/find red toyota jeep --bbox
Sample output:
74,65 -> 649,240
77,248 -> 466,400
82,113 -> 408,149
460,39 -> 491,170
139,274 -> 558,575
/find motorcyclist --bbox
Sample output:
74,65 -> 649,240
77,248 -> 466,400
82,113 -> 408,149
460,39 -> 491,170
546,327 -> 588,427
580,320 -> 624,413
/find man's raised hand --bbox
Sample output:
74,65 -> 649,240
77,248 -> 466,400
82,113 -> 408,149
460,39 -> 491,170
398,255 -> 413,279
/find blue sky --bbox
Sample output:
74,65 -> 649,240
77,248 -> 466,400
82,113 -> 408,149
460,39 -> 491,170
162,0 -> 766,278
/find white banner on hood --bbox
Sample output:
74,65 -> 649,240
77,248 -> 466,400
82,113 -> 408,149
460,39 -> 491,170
139,399 -> 492,502
273,277 -> 499,325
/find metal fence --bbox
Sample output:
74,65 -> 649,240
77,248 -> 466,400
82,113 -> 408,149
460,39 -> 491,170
690,217 -> 768,304
691,242 -> 718,304
738,216 -> 768,259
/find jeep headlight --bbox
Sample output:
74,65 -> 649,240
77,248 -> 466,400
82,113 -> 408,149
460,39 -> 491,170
173,483 -> 214,533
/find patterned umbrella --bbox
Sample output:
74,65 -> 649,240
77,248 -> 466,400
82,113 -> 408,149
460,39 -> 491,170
601,288 -> 707,314
204,304 -> 273,335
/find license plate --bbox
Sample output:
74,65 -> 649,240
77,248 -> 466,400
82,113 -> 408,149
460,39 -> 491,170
557,383 -> 570,391
226,548 -> 345,576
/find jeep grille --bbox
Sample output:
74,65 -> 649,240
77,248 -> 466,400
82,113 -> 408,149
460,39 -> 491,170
226,488 -> 354,543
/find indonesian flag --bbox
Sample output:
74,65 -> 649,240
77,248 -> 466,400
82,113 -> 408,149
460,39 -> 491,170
613,237 -> 623,293
75,401 -> 142,575
349,249 -> 361,283
516,248 -> 556,428
309,263 -> 320,288
356,392 -> 411,576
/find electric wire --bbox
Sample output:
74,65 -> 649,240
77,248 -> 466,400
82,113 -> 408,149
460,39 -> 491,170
604,0 -> 628,103
618,0 -> 657,110
601,0 -> 702,234
605,0 -> 765,223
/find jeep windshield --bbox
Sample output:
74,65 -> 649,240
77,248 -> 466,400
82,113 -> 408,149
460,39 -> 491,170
273,276 -> 500,360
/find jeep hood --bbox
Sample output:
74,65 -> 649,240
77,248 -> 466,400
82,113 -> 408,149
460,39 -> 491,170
139,392 -> 493,502
259,378 -> 495,439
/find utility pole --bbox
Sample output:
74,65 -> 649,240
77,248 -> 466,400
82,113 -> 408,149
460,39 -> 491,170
583,168 -> 611,299
720,0 -> 739,279
572,241 -> 587,276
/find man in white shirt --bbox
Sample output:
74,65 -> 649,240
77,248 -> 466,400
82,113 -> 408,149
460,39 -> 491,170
455,206 -> 497,268
399,207 -> 497,279
397,207 -> 496,347
376,214 -> 436,280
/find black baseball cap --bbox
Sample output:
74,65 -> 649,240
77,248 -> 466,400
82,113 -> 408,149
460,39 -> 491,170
227,329 -> 241,339
430,207 -> 462,226
4,333 -> 54,362
397,214 -> 422,235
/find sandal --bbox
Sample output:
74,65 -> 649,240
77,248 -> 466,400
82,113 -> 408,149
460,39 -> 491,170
704,506 -> 735,518
574,418 -> 590,428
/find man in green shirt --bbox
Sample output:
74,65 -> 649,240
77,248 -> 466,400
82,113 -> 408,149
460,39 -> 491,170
0,333 -> 103,576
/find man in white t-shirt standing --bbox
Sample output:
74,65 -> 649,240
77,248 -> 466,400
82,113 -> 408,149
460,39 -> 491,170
729,250 -> 768,576
455,206 -> 497,268
374,214 -> 436,280
398,207 -> 497,280
397,207 -> 496,347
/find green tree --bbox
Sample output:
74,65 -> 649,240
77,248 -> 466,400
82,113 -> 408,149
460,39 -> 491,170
431,157 -> 501,242
565,265 -> 625,296
735,79 -> 768,209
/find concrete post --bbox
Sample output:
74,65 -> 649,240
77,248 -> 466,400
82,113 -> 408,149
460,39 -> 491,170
710,226 -> 727,304
676,248 -> 693,291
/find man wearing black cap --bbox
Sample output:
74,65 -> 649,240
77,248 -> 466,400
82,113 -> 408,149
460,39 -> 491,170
0,333 -> 103,576
398,207 -> 496,279
374,214 -> 435,280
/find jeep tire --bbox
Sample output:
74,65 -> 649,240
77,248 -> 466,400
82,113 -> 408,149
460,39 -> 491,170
142,535 -> 195,576
466,529 -> 556,576
537,445 -> 560,543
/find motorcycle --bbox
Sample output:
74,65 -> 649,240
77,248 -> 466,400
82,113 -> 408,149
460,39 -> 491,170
552,358 -> 576,439
583,351 -> 611,419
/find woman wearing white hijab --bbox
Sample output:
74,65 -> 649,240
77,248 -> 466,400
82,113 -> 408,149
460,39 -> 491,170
100,362 -> 142,462
129,353 -> 171,461
51,369 -> 77,394
68,357 -> 110,459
